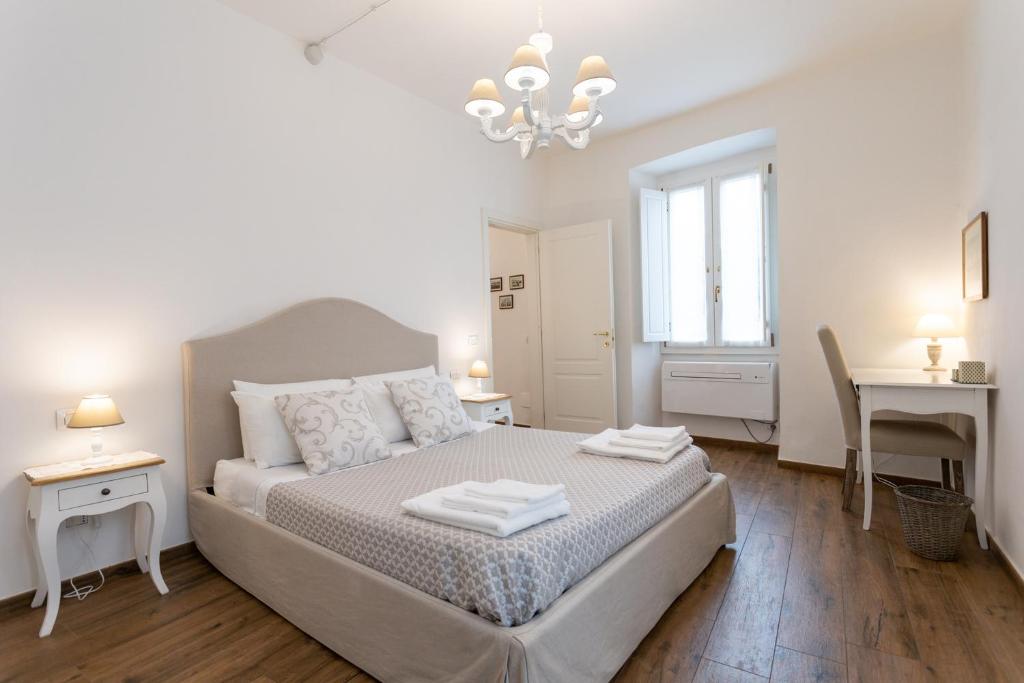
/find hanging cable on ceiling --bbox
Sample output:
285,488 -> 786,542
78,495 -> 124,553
304,0 -> 394,66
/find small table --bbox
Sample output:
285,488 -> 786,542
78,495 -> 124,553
460,393 -> 515,426
850,369 -> 996,549
23,451 -> 169,637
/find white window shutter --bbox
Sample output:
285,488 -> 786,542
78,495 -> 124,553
640,188 -> 671,342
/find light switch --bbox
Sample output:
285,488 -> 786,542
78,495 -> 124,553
55,408 -> 75,430
467,335 -> 480,346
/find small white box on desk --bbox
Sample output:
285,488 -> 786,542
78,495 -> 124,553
661,361 -> 778,420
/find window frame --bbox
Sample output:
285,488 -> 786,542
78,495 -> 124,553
659,150 -> 778,355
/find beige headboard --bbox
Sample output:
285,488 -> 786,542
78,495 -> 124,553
182,298 -> 438,490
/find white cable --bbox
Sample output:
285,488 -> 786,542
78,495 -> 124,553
62,525 -> 105,601
317,0 -> 394,46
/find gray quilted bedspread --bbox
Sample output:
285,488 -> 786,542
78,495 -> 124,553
265,426 -> 712,626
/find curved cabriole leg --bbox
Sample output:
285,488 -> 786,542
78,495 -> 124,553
34,514 -> 62,637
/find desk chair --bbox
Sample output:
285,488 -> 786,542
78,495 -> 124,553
817,324 -> 966,511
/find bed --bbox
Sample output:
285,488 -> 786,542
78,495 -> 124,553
184,298 -> 735,682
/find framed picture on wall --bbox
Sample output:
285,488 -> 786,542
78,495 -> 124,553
962,212 -> 988,301
509,274 -> 525,290
490,277 -> 503,292
498,294 -> 514,310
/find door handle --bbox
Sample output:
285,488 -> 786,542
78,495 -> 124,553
593,331 -> 611,336
714,285 -> 721,303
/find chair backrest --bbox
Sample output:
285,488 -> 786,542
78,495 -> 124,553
816,324 -> 861,449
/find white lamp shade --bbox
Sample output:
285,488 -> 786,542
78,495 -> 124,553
67,394 -> 124,429
504,45 -> 550,91
469,360 -> 491,379
465,78 -> 506,118
913,313 -> 958,339
565,95 -> 603,126
573,56 -> 616,97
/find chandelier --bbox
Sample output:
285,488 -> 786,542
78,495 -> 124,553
464,12 -> 616,159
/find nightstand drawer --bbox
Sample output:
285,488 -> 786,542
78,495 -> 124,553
58,473 -> 148,511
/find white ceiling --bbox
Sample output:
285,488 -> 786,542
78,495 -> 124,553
221,0 -> 970,136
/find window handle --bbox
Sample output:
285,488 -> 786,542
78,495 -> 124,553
714,285 -> 721,303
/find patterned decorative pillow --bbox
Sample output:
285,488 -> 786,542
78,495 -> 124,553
387,375 -> 474,448
274,387 -> 391,475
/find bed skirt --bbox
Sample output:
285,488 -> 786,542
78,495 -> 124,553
188,473 -> 735,683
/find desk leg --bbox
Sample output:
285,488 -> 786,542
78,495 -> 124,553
133,502 -> 151,574
34,513 -> 62,638
26,512 -> 47,608
974,390 -> 990,550
860,386 -> 874,531
145,478 -> 169,595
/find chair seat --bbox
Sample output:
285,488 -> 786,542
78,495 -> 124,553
851,419 -> 967,460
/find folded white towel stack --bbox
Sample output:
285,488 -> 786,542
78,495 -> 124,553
618,424 -> 689,443
402,480 -> 569,537
578,426 -> 693,464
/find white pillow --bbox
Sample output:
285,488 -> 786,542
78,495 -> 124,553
388,375 -> 474,448
231,378 -> 352,467
354,365 -> 436,443
275,387 -> 391,475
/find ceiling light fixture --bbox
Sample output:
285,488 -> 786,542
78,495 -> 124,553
464,5 -> 616,159
304,0 -> 393,66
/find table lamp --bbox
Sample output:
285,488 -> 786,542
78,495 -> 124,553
913,314 -> 959,372
66,394 -> 124,466
468,360 -> 490,393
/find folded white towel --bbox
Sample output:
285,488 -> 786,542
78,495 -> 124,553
462,479 -> 566,506
608,435 -> 684,451
402,485 -> 570,537
578,429 -> 693,463
619,424 -> 689,442
441,491 -> 565,518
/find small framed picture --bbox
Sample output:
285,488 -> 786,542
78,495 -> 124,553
498,294 -> 514,310
509,274 -> 525,290
962,212 -> 988,301
490,277 -> 503,292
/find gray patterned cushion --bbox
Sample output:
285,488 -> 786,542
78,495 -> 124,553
387,376 -> 474,448
274,388 -> 391,475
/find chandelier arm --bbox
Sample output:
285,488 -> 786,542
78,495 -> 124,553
480,116 -> 520,143
555,127 -> 589,150
560,98 -> 602,132
520,90 -> 539,128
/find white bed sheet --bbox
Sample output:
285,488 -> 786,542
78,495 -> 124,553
214,422 -> 496,516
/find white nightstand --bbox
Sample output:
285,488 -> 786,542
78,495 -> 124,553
461,393 -> 515,426
23,451 -> 169,637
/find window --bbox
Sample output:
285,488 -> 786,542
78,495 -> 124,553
640,153 -> 776,350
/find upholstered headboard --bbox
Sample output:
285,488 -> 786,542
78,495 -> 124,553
182,298 -> 438,490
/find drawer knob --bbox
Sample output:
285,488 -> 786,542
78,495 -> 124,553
101,488 -> 111,496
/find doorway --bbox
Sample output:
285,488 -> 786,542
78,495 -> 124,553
487,222 -> 545,427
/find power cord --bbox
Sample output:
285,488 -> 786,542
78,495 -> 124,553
741,418 -> 778,445
62,525 -> 105,601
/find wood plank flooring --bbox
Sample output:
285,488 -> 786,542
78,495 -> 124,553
2,441 -> 1022,682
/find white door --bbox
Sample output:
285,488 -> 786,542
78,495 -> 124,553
539,220 -> 617,433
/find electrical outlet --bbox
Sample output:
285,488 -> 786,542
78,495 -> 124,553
65,516 -> 89,528
450,369 -> 462,381
55,407 -> 75,430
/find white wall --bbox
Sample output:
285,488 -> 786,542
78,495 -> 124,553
964,1 -> 1024,577
488,228 -> 535,424
543,24 -> 973,476
0,0 -> 541,599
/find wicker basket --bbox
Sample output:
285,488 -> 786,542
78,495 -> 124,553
892,485 -> 973,561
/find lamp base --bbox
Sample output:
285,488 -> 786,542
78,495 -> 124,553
923,341 -> 945,372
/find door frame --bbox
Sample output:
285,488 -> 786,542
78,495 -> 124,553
480,208 -> 545,428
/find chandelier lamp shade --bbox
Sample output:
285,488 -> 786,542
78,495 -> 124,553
464,13 -> 615,159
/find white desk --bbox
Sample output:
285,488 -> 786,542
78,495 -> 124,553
851,369 -> 995,549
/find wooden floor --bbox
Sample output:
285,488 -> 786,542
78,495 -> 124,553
3,441 -> 1023,682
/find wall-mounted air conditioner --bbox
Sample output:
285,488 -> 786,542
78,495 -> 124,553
662,361 -> 778,421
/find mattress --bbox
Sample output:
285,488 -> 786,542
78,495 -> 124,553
265,426 -> 712,626
213,423 -> 495,516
